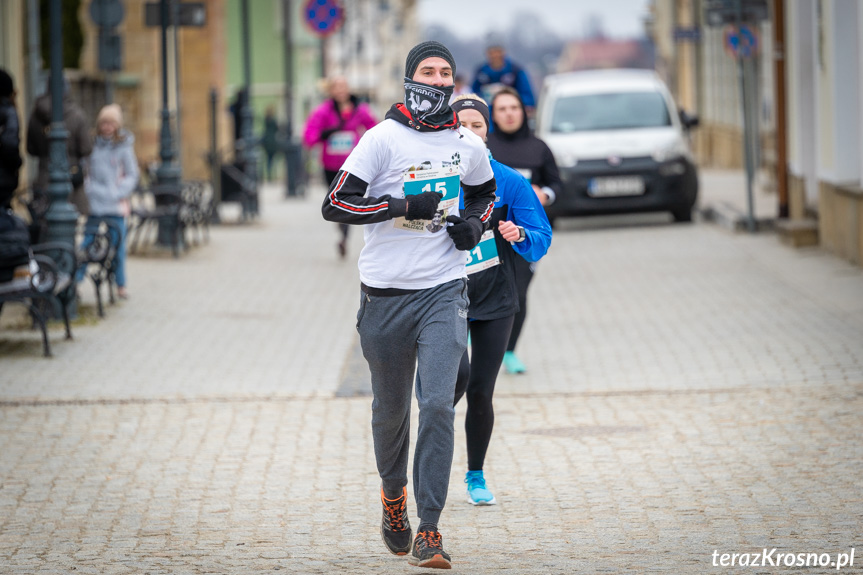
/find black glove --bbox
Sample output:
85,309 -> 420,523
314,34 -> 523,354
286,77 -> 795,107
405,191 -> 442,220
445,215 -> 484,250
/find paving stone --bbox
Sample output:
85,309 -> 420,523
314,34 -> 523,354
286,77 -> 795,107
1,180 -> 862,573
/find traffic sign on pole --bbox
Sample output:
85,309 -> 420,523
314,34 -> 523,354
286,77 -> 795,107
304,0 -> 343,36
724,24 -> 759,59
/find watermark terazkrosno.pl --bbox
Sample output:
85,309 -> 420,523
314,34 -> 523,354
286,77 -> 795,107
712,548 -> 855,570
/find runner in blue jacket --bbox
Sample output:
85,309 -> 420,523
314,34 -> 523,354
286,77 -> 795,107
451,94 -> 551,506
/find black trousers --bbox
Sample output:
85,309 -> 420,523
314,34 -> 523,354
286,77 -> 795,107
507,255 -> 534,352
454,315 -> 515,471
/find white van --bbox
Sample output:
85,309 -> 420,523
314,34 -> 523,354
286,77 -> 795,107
535,69 -> 699,224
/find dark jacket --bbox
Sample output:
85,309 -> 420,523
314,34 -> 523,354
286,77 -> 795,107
487,96 -> 562,203
26,92 -> 93,214
262,115 -> 279,155
472,58 -> 536,108
0,96 -> 22,202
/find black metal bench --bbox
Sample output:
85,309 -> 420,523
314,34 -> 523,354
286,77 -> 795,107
128,180 -> 214,257
0,242 -> 76,357
76,217 -> 122,317
220,161 -> 258,220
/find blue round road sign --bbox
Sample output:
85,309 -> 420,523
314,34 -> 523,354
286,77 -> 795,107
304,0 -> 343,36
724,24 -> 759,59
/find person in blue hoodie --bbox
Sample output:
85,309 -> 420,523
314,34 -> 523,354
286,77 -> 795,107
450,94 -> 551,506
471,39 -> 535,115
79,104 -> 139,299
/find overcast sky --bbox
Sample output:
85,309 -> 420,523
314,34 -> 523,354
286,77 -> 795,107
417,0 -> 651,40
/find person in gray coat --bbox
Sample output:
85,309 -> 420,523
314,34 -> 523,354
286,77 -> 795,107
78,104 -> 139,299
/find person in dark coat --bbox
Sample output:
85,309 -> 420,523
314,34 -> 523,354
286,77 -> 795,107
486,86 -> 562,375
261,106 -> 279,182
26,82 -> 93,215
0,69 -> 23,209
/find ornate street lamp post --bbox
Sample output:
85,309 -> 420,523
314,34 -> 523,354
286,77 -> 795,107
238,0 -> 258,213
156,0 -> 181,245
43,0 -> 77,248
43,0 -> 79,316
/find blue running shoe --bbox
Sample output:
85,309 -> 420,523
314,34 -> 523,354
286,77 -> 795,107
503,351 -> 526,374
466,470 -> 496,506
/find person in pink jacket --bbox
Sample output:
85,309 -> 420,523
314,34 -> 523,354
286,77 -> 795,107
303,76 -> 378,258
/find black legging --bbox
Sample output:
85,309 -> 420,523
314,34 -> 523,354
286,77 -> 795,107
507,255 -> 534,353
454,315 -> 515,471
325,168 -> 349,242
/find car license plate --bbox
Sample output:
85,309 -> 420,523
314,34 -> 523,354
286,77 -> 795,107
587,176 -> 645,197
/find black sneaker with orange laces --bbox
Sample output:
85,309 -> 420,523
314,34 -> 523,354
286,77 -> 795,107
407,529 -> 451,569
380,487 -> 412,555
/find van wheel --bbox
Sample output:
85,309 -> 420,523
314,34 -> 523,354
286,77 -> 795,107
672,208 -> 692,223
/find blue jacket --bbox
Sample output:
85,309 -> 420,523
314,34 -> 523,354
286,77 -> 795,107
472,58 -> 536,108
459,155 -> 552,320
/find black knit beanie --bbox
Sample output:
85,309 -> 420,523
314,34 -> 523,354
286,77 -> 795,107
404,41 -> 456,79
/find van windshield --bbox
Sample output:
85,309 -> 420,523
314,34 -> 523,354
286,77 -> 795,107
550,91 -> 672,133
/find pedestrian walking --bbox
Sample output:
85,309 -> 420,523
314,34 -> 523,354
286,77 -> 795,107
0,68 -> 22,210
471,37 -> 536,115
487,86 -> 562,374
26,80 -> 93,215
261,106 -> 279,182
303,76 -> 377,258
451,94 -> 552,504
77,104 -> 139,300
321,41 -> 497,569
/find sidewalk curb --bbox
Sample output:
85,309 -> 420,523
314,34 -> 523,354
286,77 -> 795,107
699,202 -> 776,233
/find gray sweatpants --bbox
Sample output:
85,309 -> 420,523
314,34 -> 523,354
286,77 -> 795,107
356,278 -> 469,525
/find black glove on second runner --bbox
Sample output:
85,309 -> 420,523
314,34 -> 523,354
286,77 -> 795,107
405,191 -> 442,220
445,215 -> 484,250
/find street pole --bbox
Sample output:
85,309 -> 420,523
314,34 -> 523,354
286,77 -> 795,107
44,0 -> 78,316
239,0 -> 258,215
172,0 -> 183,172
156,0 -> 181,245
26,0 -> 42,185
209,87 -> 221,222
44,0 -> 76,244
736,0 -> 756,232
773,0 -> 789,219
283,0 -> 300,197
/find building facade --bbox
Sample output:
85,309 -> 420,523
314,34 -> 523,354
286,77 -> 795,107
323,0 -> 419,115
650,0 -> 863,266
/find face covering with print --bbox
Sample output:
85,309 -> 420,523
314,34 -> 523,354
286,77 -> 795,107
403,78 -> 455,128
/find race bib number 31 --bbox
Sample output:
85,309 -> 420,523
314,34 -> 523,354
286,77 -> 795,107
465,230 -> 500,275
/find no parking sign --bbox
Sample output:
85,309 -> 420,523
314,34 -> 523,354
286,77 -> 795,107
304,0 -> 343,36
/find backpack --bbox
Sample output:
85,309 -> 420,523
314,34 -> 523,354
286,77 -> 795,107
0,209 -> 30,282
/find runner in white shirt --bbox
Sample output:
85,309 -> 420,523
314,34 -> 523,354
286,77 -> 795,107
322,41 -> 496,569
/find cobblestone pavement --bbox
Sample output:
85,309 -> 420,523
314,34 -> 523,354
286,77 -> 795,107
1,178 -> 862,573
